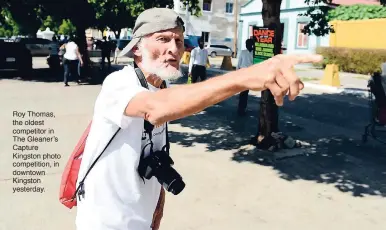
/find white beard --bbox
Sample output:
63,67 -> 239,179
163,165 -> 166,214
139,44 -> 183,81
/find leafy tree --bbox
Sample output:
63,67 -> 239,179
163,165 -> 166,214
89,0 -> 201,39
328,4 -> 386,21
255,0 -> 384,150
58,19 -> 76,36
40,15 -> 61,32
180,0 -> 202,16
0,9 -> 20,36
0,0 -> 43,36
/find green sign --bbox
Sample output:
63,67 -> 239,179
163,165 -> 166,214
252,26 -> 278,64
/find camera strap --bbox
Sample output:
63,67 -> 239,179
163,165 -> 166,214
75,67 -> 162,201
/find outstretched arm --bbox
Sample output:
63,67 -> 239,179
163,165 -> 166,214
125,54 -> 323,126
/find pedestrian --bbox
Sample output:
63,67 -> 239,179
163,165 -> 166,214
188,37 -> 208,83
100,36 -> 112,70
75,7 -> 322,230
61,36 -> 84,87
47,36 -> 60,72
237,38 -> 254,116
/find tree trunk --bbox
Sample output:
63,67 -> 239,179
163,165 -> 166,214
256,0 -> 283,149
75,23 -> 91,81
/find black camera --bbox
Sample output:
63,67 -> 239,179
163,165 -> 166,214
138,149 -> 185,195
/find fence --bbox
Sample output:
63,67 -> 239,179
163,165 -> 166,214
329,18 -> 386,49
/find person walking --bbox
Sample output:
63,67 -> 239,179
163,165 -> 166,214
188,37 -> 208,83
100,36 -> 112,70
237,38 -> 254,116
61,36 -> 84,87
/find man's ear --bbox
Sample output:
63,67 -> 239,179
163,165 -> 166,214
132,45 -> 141,57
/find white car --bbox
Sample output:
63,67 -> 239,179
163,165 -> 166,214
205,44 -> 233,57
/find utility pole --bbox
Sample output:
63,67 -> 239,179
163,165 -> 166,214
233,0 -> 238,58
185,0 -> 190,37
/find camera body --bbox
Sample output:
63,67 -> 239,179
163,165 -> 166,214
138,149 -> 185,195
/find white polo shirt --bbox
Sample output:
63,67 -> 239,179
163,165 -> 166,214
76,65 -> 167,230
188,47 -> 208,72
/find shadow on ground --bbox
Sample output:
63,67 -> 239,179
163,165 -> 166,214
0,63 -> 124,85
168,87 -> 386,198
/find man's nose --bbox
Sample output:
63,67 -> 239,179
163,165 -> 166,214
167,39 -> 179,54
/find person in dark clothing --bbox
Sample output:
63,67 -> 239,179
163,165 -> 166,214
100,36 -> 112,70
237,39 -> 254,116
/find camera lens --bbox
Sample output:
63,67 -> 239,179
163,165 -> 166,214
165,178 -> 185,195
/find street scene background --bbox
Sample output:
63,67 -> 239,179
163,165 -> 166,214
2,0 -> 386,229
1,56 -> 386,230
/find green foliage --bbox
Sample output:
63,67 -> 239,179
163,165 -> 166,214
1,0 -> 202,38
40,16 -> 60,32
315,47 -> 386,74
58,19 -> 76,36
328,4 -> 386,21
180,0 -> 202,17
1,0 -> 44,36
88,0 -> 201,37
299,0 -> 334,36
0,28 -> 12,37
0,9 -> 20,36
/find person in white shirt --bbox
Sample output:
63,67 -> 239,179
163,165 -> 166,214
188,37 -> 208,83
237,38 -> 254,116
61,37 -> 84,87
75,7 -> 322,230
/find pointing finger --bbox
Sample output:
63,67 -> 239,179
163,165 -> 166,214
280,54 -> 323,65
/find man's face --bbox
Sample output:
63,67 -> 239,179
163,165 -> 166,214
137,27 -> 184,80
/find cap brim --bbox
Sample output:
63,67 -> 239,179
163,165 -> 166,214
119,37 -> 140,58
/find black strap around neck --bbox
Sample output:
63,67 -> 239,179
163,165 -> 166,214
74,67 -> 169,201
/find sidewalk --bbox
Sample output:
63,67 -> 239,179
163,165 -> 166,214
33,56 -> 370,95
179,63 -> 370,96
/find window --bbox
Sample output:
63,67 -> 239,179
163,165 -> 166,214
203,0 -> 212,11
296,22 -> 309,49
202,31 -> 210,42
226,2 -> 233,13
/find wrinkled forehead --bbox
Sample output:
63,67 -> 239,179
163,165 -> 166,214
147,27 -> 184,39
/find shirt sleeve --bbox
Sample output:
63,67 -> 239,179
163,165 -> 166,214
188,48 -> 195,73
96,68 -> 148,129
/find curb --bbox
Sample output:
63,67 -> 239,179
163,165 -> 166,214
181,65 -> 368,96
303,83 -> 343,93
304,83 -> 368,96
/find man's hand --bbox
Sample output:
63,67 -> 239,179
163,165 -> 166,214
243,54 -> 323,106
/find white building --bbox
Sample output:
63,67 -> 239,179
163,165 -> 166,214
238,0 -> 330,55
173,0 -> 248,49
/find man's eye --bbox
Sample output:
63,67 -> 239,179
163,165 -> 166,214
157,37 -> 168,42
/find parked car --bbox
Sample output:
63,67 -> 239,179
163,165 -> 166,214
14,37 -> 52,56
205,44 -> 233,57
0,39 -> 33,76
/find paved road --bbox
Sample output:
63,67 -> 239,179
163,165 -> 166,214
0,64 -> 385,230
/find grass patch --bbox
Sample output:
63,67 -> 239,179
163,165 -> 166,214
300,77 -> 320,82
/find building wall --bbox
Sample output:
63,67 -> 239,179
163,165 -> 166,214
174,0 -> 248,49
239,0 -> 330,55
329,19 -> 386,49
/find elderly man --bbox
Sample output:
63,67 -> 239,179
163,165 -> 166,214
75,7 -> 322,230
